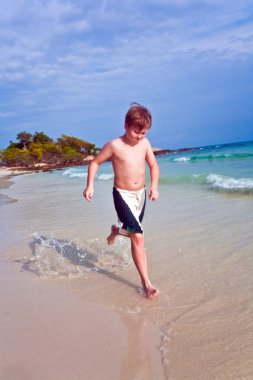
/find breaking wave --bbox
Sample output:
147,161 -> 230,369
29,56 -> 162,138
97,174 -> 114,180
62,168 -> 113,180
170,152 -> 253,163
206,174 -> 253,192
160,172 -> 253,193
173,157 -> 191,162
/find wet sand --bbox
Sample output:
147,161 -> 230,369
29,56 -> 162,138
1,170 -> 253,379
0,256 -> 164,380
0,173 -> 164,380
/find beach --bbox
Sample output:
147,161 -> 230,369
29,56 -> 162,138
0,172 -> 163,380
1,141 -> 253,379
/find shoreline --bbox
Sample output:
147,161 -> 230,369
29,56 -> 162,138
0,146 -> 197,178
0,162 -> 88,178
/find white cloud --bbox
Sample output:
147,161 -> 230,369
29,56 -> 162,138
1,0 -> 252,85
0,0 -> 253,127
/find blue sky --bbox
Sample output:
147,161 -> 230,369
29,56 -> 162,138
1,0 -> 253,149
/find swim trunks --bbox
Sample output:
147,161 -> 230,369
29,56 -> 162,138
113,187 -> 146,234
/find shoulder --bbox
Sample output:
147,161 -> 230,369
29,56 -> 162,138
100,137 -> 119,150
142,137 -> 152,150
110,136 -> 122,146
97,137 -> 122,158
105,137 -> 123,151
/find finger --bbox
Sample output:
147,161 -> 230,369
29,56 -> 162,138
84,192 -> 92,202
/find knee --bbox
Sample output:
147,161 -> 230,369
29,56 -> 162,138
131,233 -> 144,245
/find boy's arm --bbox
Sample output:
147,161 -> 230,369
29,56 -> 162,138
83,142 -> 113,202
145,140 -> 159,201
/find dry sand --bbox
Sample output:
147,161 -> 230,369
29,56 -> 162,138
0,168 -> 31,178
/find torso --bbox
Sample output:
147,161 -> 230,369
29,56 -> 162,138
110,136 -> 148,191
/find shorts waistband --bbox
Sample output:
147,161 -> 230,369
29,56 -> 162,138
113,187 -> 145,195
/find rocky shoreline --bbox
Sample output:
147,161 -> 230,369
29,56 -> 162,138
153,147 -> 195,156
0,156 -> 94,177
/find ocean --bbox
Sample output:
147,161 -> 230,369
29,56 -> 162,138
1,140 -> 253,379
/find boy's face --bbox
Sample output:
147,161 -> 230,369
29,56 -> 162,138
124,124 -> 149,145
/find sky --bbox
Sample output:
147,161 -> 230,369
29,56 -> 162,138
1,0 -> 253,150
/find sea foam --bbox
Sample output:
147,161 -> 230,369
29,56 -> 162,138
207,174 -> 253,191
62,168 -> 88,178
24,233 -> 131,279
173,157 -> 190,162
70,172 -> 88,178
97,174 -> 114,180
62,168 -> 113,180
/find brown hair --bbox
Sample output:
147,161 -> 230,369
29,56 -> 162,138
125,102 -> 152,130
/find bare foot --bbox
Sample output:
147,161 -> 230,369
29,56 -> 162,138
142,280 -> 160,299
107,225 -> 119,245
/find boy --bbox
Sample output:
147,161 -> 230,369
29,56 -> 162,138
83,103 -> 159,299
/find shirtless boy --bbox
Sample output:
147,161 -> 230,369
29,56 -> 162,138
83,103 -> 159,299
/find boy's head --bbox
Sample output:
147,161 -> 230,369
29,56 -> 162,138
125,103 -> 152,131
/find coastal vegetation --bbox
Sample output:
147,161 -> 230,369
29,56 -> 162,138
1,131 -> 99,168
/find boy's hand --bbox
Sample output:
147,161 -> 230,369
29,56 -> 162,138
148,187 -> 159,201
83,186 -> 94,202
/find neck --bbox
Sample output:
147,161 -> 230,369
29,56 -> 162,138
122,134 -> 137,146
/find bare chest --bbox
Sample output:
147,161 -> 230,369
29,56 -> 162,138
112,145 -> 146,167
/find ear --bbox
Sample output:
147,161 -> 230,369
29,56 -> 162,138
124,123 -> 129,131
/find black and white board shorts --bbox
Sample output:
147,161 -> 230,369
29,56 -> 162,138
113,187 -> 146,234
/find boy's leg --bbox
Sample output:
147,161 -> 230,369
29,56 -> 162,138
107,226 -> 159,298
107,225 -> 133,244
130,233 -> 159,299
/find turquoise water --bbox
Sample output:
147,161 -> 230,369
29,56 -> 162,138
158,140 -> 253,191
60,140 -> 253,193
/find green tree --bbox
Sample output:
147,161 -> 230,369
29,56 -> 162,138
61,147 -> 83,163
2,130 -> 98,167
8,140 -> 21,149
0,150 -> 3,164
29,142 -> 44,162
2,148 -> 20,165
43,143 -> 62,163
2,147 -> 34,167
33,132 -> 52,144
57,135 -> 96,155
16,131 -> 33,149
